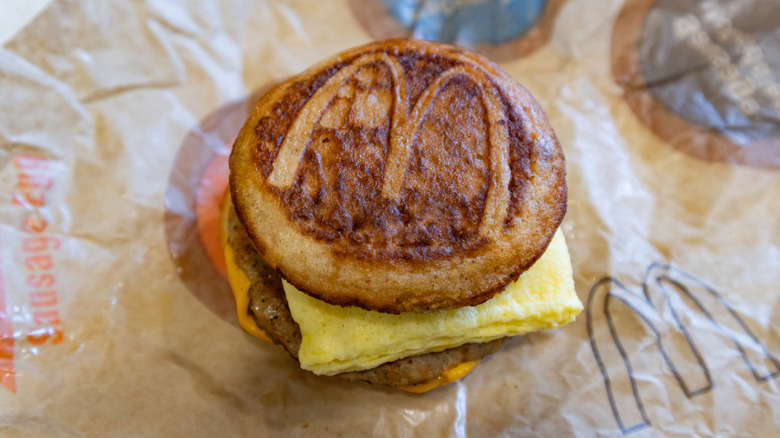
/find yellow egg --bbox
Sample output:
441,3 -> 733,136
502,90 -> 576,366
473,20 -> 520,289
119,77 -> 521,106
286,230 -> 582,376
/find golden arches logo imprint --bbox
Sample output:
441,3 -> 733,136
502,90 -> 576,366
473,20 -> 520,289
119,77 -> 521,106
264,51 -> 513,236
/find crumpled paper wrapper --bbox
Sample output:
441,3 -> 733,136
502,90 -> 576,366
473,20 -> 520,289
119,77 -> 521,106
1,0 -> 779,436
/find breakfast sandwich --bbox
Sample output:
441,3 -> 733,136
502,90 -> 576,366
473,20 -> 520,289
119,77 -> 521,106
221,39 -> 582,392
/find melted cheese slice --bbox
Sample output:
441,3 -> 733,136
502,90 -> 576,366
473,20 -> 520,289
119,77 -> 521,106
224,238 -> 273,343
399,361 -> 478,393
220,196 -> 272,342
285,230 -> 582,376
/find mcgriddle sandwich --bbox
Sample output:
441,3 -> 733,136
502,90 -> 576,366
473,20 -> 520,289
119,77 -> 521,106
221,39 -> 582,392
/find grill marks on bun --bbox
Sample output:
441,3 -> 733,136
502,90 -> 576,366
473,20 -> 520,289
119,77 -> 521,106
230,38 -> 566,314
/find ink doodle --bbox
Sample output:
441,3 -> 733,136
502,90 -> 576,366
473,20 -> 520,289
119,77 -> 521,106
587,264 -> 779,433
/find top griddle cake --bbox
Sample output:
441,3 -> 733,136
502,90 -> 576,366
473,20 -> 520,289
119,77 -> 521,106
230,39 -> 566,314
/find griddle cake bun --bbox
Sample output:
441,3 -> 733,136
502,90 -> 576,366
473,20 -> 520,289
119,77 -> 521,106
223,194 -> 506,388
230,38 -> 566,314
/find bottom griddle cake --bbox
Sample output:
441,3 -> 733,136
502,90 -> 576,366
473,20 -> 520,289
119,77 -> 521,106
224,194 -> 506,388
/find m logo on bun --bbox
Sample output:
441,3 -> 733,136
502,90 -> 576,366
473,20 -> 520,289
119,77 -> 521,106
230,39 -> 568,314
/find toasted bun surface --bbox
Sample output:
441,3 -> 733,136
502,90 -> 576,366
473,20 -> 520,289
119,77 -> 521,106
224,195 -> 505,387
230,39 -> 566,313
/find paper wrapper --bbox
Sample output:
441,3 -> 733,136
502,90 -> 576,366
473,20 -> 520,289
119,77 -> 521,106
2,0 -> 779,436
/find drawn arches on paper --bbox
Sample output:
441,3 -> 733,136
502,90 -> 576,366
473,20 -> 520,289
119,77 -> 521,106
587,264 -> 780,434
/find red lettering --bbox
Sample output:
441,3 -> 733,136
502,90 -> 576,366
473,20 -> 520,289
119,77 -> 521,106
24,254 -> 53,271
30,291 -> 57,308
21,215 -> 48,234
11,190 -> 45,207
0,336 -> 12,360
12,173 -> 52,208
10,154 -> 64,364
26,327 -> 63,346
13,156 -> 53,209
27,273 -> 55,289
22,236 -> 60,252
18,173 -> 53,191
14,155 -> 49,171
32,310 -> 60,326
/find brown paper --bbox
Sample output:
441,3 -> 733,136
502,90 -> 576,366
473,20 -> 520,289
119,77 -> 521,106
2,0 -> 779,436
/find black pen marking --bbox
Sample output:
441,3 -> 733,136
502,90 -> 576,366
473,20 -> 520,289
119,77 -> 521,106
587,264 -> 779,434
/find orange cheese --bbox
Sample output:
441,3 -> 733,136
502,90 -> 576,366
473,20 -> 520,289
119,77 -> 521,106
220,197 -> 272,343
399,360 -> 479,393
